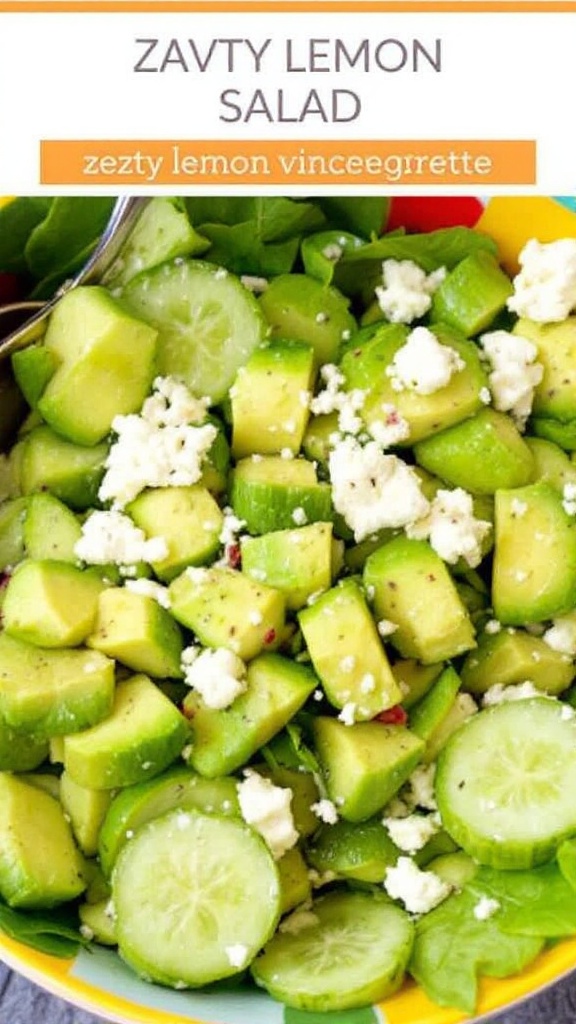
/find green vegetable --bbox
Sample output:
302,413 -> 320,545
0,901 -> 87,957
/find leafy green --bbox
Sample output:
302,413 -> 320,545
0,901 -> 88,958
0,198 -> 52,274
557,838 -> 576,890
199,223 -> 300,278
409,888 -> 543,1013
315,197 -> 389,238
301,231 -> 365,286
469,863 -> 576,937
24,197 -> 115,280
186,196 -> 325,242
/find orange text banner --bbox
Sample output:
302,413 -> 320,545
40,139 -> 536,187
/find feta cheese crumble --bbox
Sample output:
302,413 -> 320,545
236,772 -> 298,859
507,238 -> 576,323
225,944 -> 249,968
309,364 -> 367,437
382,813 -> 441,854
484,619 -> 502,635
338,701 -> 358,726
74,510 -> 168,567
310,799 -> 339,825
482,681 -> 541,706
563,483 -> 576,516
543,615 -> 576,657
125,578 -> 171,609
99,377 -> 217,508
384,857 -> 452,915
292,506 -> 308,526
385,327 -> 465,396
329,437 -> 430,542
377,618 -> 399,638
407,488 -> 491,569
367,404 -> 411,448
479,330 -> 543,428
405,763 -> 438,812
375,259 -> 446,325
181,646 -> 247,710
473,896 -> 501,921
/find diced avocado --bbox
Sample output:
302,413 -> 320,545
302,411 -> 339,470
18,772 -> 61,800
169,566 -> 285,661
128,486 -> 223,582
231,456 -> 332,535
425,851 -> 477,889
414,830 -> 459,869
430,252 -> 513,336
241,522 -> 333,611
0,496 -> 28,571
20,425 -> 107,510
462,627 -> 576,696
391,659 -> 444,711
2,559 -> 106,648
11,344 -> 57,409
183,653 -> 317,777
340,322 -> 488,445
79,898 -> 117,946
298,578 -> 401,719
493,483 -> 576,624
517,316 -> 576,420
105,197 -> 209,288
414,408 -> 535,494
0,713 -> 48,771
259,274 -> 356,367
277,847 -> 312,915
64,674 -> 189,790
98,765 -> 240,876
231,341 -> 315,458
258,764 -> 320,838
526,437 -> 576,491
23,492 -> 82,562
409,666 -> 462,740
532,416 -> 576,452
199,417 -> 230,496
88,587 -> 184,679
49,736 -> 65,764
307,816 -> 399,883
0,633 -> 115,738
0,774 -> 85,908
312,716 -> 424,822
38,286 -> 158,446
60,771 -> 113,857
364,537 -> 476,664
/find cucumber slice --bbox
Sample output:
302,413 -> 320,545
121,259 -> 266,403
251,890 -> 413,1011
113,809 -> 281,987
436,699 -> 576,869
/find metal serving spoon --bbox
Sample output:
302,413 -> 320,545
0,195 -> 149,447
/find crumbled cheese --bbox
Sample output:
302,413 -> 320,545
125,578 -> 171,609
482,681 -> 541,706
511,498 -> 528,517
292,506 -> 308,526
383,813 -> 441,854
219,507 -> 246,547
99,377 -> 217,508
309,364 -> 367,437
279,909 -> 319,934
563,483 -> 576,516
186,566 -> 210,584
484,619 -> 502,635
240,275 -> 268,293
479,330 -> 543,428
406,488 -> 491,568
479,386 -> 492,405
339,655 -> 356,673
561,704 -> 576,720
384,857 -> 452,915
225,944 -> 249,968
74,510 -> 168,567
311,799 -> 339,825
454,692 -> 479,718
405,763 -> 438,812
360,673 -> 376,693
181,647 -> 247,710
79,924 -> 95,941
473,896 -> 501,921
313,689 -> 324,702
367,404 -> 411,448
377,619 -> 399,638
338,701 -> 358,726
375,259 -> 446,325
543,615 -> 576,656
386,326 -> 465,396
248,609 -> 263,626
329,437 -> 429,543
236,772 -> 298,859
507,238 -> 576,323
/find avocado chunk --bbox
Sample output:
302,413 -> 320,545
391,659 -> 444,710
105,197 -> 209,288
364,537 -> 476,664
59,771 -> 113,857
241,522 -> 334,611
517,315 -> 576,420
128,485 -> 223,582
38,286 -> 158,446
0,633 -> 115,738
231,341 -> 315,458
492,483 -> 576,624
259,274 -> 356,367
430,251 -> 513,336
182,653 -> 317,777
461,627 -> 575,696
531,416 -> 576,452
11,344 -> 57,409
20,424 -> 107,510
307,816 -> 399,883
526,437 -> 576,492
0,774 -> 85,908
0,713 -> 48,772
414,408 -> 535,495
23,492 -> 82,562
231,455 -> 332,535
409,666 -> 476,762
0,496 -> 27,572
299,578 -> 401,719
312,716 -> 424,822
2,559 -> 106,647
277,846 -> 312,915
64,674 -> 190,789
87,586 -> 184,679
79,898 -> 117,946
169,565 -> 286,661
340,321 -> 488,445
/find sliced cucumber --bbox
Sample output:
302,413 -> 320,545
113,809 -> 281,987
251,890 -> 413,1011
436,699 -> 576,869
122,259 -> 266,403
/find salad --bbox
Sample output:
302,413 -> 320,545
1,195 -> 576,1017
